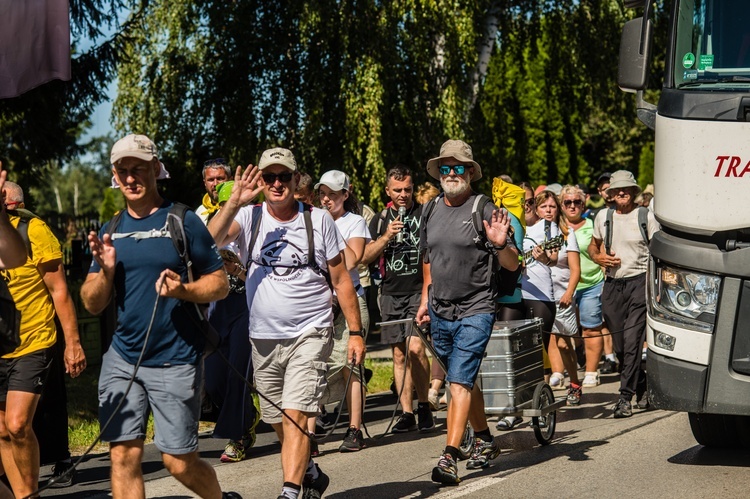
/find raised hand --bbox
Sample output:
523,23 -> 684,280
88,231 -> 116,275
483,208 -> 512,247
228,165 -> 264,207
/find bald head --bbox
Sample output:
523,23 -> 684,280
3,181 -> 23,205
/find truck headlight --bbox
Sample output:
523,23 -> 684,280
648,260 -> 720,333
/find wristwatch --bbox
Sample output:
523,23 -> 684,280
349,330 -> 364,337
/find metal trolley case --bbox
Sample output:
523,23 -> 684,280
471,318 -> 565,447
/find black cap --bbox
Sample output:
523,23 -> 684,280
596,172 -> 612,186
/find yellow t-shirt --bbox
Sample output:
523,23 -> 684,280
0,215 -> 61,358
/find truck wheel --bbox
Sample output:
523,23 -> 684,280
688,412 -> 750,448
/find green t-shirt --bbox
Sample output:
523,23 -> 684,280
574,218 -> 604,290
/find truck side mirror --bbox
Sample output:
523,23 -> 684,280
618,16 -> 653,92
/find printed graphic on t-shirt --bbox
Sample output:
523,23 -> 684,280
385,213 -> 421,277
254,228 -> 310,281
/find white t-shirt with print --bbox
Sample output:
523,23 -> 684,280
234,202 -> 345,340
334,211 -> 371,297
521,219 -> 560,302
551,228 -> 580,300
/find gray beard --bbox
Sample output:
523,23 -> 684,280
441,177 -> 471,198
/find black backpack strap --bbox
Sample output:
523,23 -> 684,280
106,210 -> 125,238
8,209 -> 35,259
637,206 -> 650,245
166,203 -> 191,281
604,208 -> 614,255
470,194 -> 495,287
247,205 -> 263,267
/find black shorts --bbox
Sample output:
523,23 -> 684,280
379,293 -> 422,345
0,347 -> 54,401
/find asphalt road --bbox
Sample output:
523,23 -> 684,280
39,370 -> 750,498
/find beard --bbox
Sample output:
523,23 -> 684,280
440,175 -> 471,198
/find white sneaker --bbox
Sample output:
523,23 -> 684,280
582,371 -> 600,387
549,372 -> 565,390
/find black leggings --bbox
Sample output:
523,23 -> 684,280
496,299 -> 556,351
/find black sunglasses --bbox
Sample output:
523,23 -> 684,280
262,172 -> 294,184
563,199 -> 584,207
524,198 -> 535,207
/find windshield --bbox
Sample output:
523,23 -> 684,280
674,0 -> 750,87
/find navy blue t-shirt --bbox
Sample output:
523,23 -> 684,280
90,202 -> 224,366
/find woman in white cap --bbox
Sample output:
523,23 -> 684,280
311,170 -> 371,452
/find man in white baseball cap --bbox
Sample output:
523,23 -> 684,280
110,134 -> 170,188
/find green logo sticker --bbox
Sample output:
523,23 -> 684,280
699,54 -> 714,70
683,52 -> 696,69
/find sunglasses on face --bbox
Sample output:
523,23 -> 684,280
524,199 -> 535,207
563,199 -> 584,208
439,164 -> 466,175
262,172 -> 294,184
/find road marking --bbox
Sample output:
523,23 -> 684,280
430,476 -> 508,498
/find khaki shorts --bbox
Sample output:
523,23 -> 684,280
251,326 -> 333,425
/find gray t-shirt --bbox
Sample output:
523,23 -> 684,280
592,207 -> 660,279
421,193 -> 512,320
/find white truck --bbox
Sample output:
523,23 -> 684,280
619,0 -> 750,447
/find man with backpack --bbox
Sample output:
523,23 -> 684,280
208,147 -> 365,499
362,164 -> 433,433
415,140 -> 519,485
588,170 -> 659,418
81,134 -> 238,499
0,181 -> 87,498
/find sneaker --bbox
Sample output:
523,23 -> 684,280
567,384 -> 582,406
428,388 -> 440,411
549,372 -> 565,390
431,453 -> 461,485
581,372 -> 600,387
302,463 -> 330,499
417,404 -> 435,431
466,436 -> 501,469
392,412 -> 417,433
636,392 -> 650,410
222,493 -> 242,499
613,398 -> 633,418
220,439 -> 247,463
339,426 -> 365,452
601,358 -> 617,374
48,460 -> 75,488
309,432 -> 320,457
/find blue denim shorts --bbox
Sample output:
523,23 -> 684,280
428,309 -> 494,388
575,281 -> 604,329
98,348 -> 202,455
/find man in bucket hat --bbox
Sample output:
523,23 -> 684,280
81,134 -> 240,499
417,139 -> 519,484
588,170 -> 659,418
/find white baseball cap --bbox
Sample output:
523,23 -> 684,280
314,170 -> 350,192
110,134 -> 170,188
258,147 -> 298,171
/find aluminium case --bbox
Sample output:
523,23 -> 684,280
477,318 -> 544,413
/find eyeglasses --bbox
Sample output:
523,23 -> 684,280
262,172 -> 294,184
563,199 -> 584,208
524,199 -> 535,207
204,158 -> 227,167
438,165 -> 466,175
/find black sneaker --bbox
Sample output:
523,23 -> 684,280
302,463 -> 330,499
601,358 -> 617,374
49,461 -> 75,488
417,404 -> 435,432
392,412 -> 417,433
222,493 -> 243,499
431,453 -> 461,485
339,426 -> 365,452
613,398 -> 633,418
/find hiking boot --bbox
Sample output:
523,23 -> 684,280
567,384 -> 582,406
339,426 -> 365,452
220,439 -> 247,463
613,398 -> 633,418
309,432 -> 319,457
431,453 -> 461,485
302,463 -> 330,499
49,460 -> 75,488
601,358 -> 617,374
392,412 -> 417,433
417,404 -> 435,432
466,436 -> 501,469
